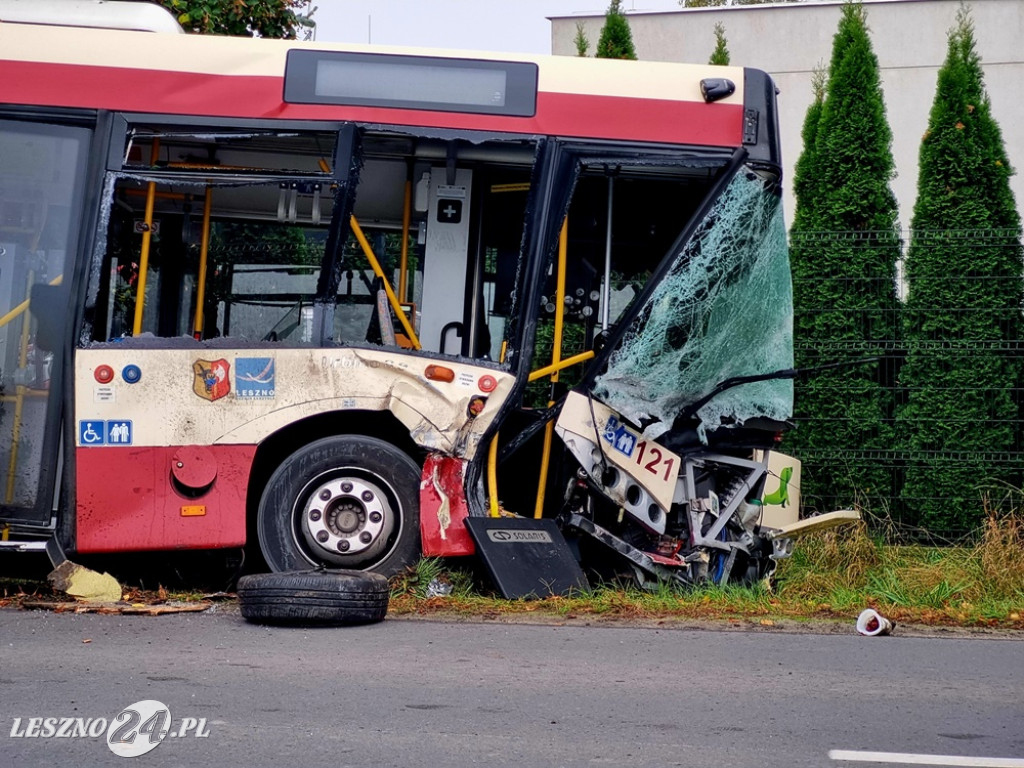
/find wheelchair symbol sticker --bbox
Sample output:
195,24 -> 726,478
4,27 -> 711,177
79,420 -> 106,446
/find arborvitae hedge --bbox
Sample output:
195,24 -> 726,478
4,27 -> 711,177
899,6 -> 1024,533
787,2 -> 901,512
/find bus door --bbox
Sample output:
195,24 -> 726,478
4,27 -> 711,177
0,119 -> 90,526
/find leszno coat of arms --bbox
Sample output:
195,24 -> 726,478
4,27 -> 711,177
192,359 -> 231,401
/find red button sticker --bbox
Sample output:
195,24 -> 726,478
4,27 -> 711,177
478,375 -> 497,393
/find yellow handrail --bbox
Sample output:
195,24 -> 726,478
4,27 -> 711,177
349,215 -> 420,350
487,434 -> 501,517
527,350 -> 595,382
399,175 -> 412,302
191,187 -> 213,338
534,219 -> 569,519
131,138 -> 160,336
0,274 -> 63,329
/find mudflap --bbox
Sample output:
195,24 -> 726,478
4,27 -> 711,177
465,517 -> 589,599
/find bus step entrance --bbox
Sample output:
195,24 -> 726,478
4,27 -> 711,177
465,517 -> 588,599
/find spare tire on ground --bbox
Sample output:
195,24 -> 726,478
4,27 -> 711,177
237,569 -> 390,626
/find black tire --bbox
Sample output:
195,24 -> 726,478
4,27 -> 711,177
257,435 -> 420,578
237,569 -> 389,626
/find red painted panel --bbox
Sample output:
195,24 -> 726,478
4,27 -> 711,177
75,444 -> 256,553
0,61 -> 743,147
419,454 -> 475,557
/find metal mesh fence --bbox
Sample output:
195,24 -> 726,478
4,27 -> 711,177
788,228 -> 1024,540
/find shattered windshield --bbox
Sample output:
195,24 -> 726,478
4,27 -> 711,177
592,169 -> 793,439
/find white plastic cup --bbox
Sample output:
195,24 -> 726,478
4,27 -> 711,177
856,608 -> 894,636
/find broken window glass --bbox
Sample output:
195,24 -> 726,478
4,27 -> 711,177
592,169 -> 793,439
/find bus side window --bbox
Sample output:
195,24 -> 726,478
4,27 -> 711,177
94,183 -> 327,345
88,127 -> 337,345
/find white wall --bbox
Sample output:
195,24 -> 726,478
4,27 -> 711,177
550,0 -> 1024,230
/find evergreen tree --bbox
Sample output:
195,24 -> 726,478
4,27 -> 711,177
786,2 -> 901,513
596,0 -> 637,60
790,66 -> 827,231
574,22 -> 591,57
709,22 -> 730,65
899,4 -> 1023,533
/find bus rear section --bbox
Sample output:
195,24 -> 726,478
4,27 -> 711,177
0,19 -> 809,588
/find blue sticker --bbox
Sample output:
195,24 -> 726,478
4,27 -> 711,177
122,364 -> 142,384
106,420 -> 133,445
235,357 -> 275,399
79,420 -> 106,446
602,415 -> 637,457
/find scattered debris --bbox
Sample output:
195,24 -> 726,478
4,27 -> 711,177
47,560 -> 121,603
22,600 -> 212,615
856,608 -> 895,636
425,577 -> 453,598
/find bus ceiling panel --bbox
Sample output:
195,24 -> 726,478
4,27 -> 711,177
359,133 -> 537,167
115,179 -> 334,225
350,158 -> 408,225
576,154 -> 731,173
124,128 -> 338,175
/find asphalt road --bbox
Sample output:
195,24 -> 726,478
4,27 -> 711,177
1,608 -> 1022,768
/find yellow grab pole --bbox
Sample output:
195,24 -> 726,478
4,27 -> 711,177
487,434 -> 501,517
534,219 -> 568,519
399,175 -> 412,302
349,215 -> 420,349
131,138 -> 160,336
0,274 -> 62,329
192,187 -> 213,339
487,342 -> 509,517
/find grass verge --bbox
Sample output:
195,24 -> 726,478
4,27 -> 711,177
4,512 -> 1021,630
388,510 -> 1024,630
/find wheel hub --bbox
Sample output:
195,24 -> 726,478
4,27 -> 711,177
300,475 -> 395,563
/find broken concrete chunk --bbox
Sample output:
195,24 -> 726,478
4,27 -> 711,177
47,560 -> 122,604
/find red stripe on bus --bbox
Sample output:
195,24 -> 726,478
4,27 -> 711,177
0,60 -> 743,146
75,444 -> 256,553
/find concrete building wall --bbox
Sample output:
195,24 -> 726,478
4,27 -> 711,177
550,0 -> 1024,230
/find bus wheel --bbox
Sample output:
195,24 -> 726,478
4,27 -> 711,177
257,436 -> 421,578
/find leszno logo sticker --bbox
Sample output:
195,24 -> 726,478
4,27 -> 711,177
192,359 -> 230,401
235,357 -> 275,399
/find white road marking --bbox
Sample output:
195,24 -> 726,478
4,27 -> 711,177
829,750 -> 1024,767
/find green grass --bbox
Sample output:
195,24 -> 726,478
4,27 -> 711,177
387,510 -> 1024,629
5,509 -> 1021,630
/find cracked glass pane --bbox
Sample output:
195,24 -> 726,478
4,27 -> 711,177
593,169 -> 793,438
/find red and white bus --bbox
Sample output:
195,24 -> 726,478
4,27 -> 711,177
0,1 -> 817,590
